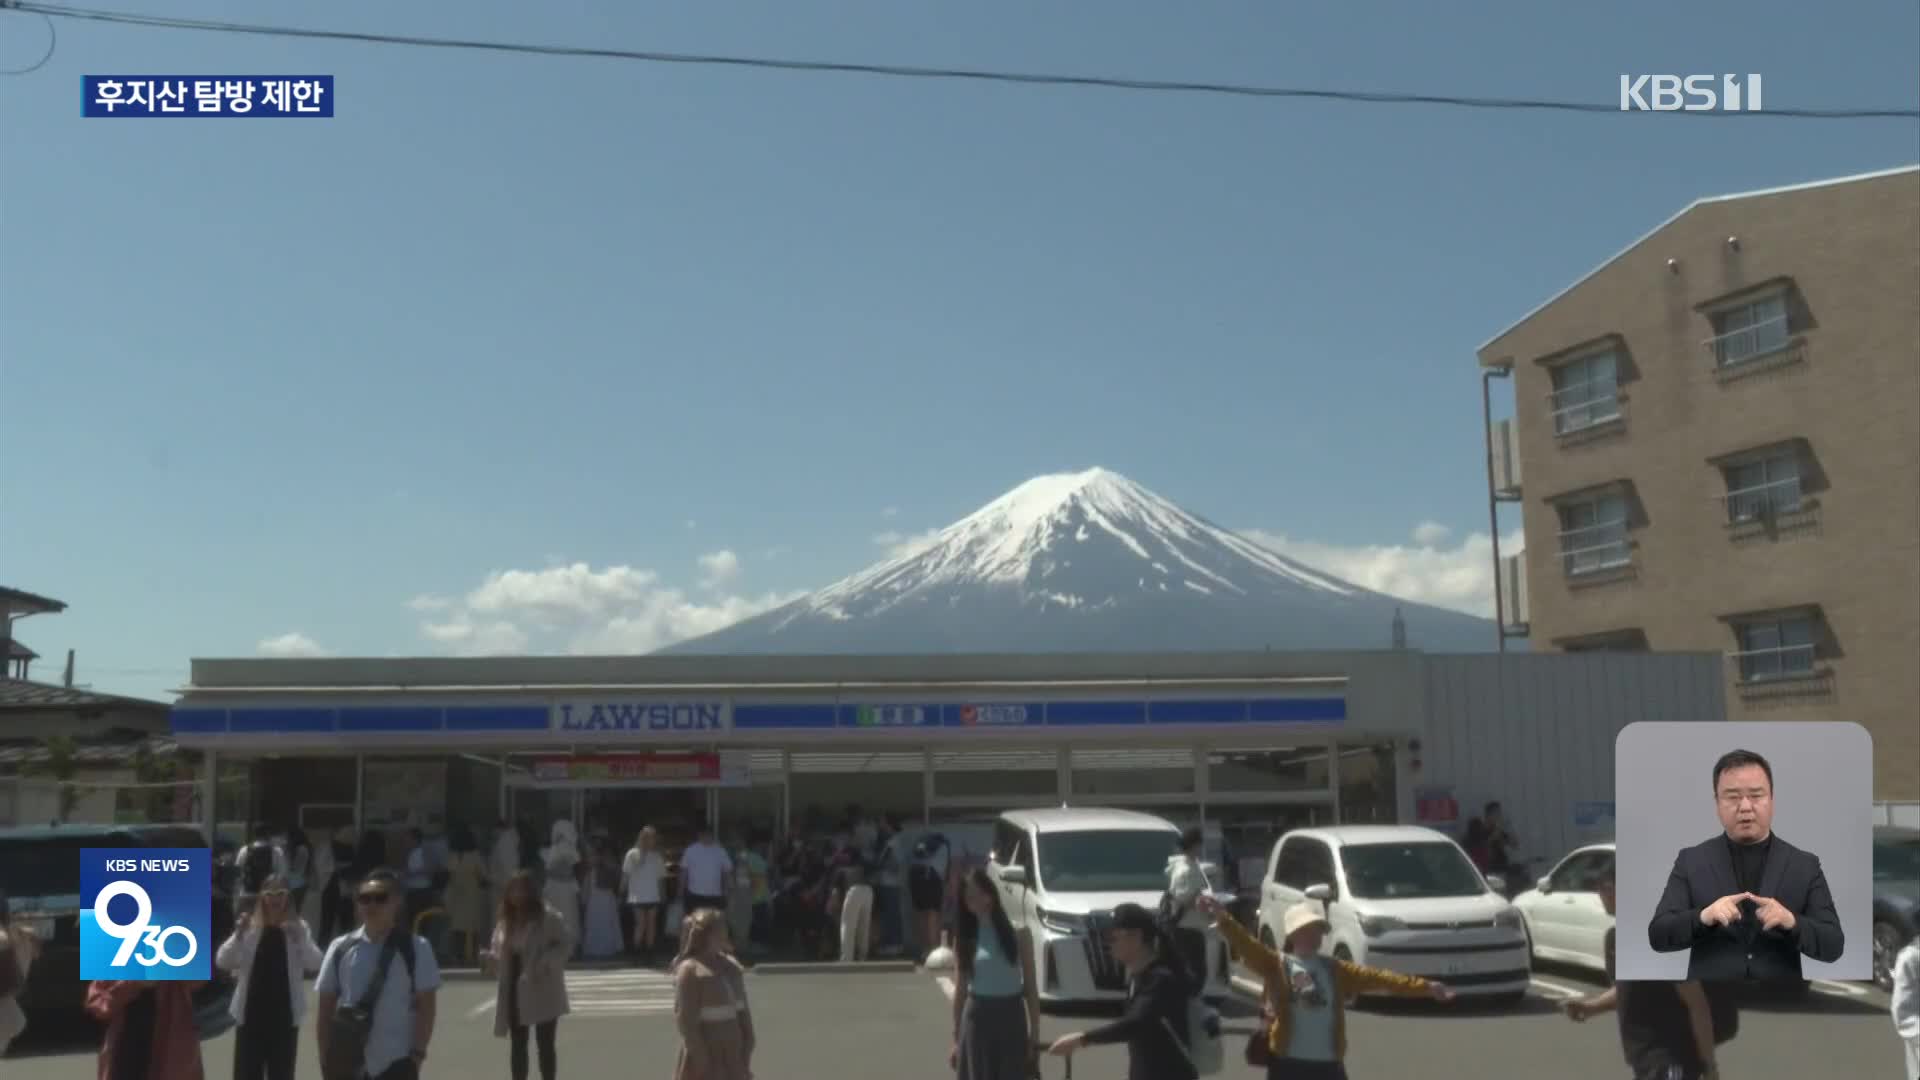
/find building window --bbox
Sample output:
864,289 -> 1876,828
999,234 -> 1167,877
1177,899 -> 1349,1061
1732,614 -> 1817,683
1548,350 -> 1621,435
1708,293 -> 1791,368
1557,492 -> 1631,576
1721,450 -> 1802,523
1559,629 -> 1650,652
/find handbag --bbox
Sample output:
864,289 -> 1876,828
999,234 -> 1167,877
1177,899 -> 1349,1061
1245,977 -> 1275,1067
320,933 -> 413,1080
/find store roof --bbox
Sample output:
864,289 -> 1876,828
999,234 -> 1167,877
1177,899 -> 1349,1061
0,586 -> 67,619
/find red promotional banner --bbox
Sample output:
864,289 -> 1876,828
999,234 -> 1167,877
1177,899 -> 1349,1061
530,753 -> 722,784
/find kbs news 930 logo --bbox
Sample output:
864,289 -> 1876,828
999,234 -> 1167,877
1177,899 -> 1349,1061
79,848 -> 212,981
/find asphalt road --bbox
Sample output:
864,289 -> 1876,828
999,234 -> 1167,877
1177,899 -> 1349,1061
7,963 -> 1908,1079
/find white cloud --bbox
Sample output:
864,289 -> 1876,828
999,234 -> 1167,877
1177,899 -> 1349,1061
414,556 -> 801,657
257,632 -> 327,658
407,595 -> 453,613
881,506 -> 900,518
697,549 -> 742,588
872,528 -> 942,561
1240,527 -> 1527,618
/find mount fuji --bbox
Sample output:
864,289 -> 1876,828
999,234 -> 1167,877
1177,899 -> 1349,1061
664,468 -> 1501,655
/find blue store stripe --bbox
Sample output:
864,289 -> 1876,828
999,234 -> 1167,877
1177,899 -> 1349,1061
737,704 -> 838,729
1046,701 -> 1147,726
1149,700 -> 1250,725
169,709 -> 228,734
229,708 -> 336,733
338,707 -> 443,733
444,706 -> 549,732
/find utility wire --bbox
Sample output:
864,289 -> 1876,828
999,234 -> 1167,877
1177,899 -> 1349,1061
7,0 -> 1917,120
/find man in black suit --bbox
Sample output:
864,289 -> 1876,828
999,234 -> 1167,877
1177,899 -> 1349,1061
1647,748 -> 1845,982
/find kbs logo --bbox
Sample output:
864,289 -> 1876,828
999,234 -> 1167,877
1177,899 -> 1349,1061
1620,74 -> 1763,112
79,848 -> 212,980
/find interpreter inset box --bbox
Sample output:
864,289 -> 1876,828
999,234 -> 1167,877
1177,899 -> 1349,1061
1613,721 -> 1871,983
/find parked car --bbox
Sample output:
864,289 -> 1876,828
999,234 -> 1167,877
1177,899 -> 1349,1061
1255,824 -> 1531,1004
987,807 -> 1231,1006
1872,825 -> 1920,992
1511,842 -> 1615,974
0,823 -> 233,1030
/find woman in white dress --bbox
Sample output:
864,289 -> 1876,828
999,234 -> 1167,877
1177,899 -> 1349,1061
541,820 -> 582,958
621,827 -> 667,962
580,839 -> 624,960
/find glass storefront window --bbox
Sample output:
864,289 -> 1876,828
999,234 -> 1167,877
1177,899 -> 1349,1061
789,750 -> 925,832
1207,744 -> 1331,794
1069,748 -> 1194,797
1337,741 -> 1398,824
933,749 -> 1060,800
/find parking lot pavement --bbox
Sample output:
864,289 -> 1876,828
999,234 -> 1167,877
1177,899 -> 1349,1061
9,964 -> 1907,1079
938,963 -> 1909,1080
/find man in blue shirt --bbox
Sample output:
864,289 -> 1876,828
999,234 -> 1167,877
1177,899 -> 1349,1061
315,869 -> 441,1079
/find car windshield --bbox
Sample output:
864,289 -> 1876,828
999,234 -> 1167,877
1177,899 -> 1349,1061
1340,841 -> 1488,900
1036,830 -> 1175,892
1875,837 -> 1920,883
0,836 -> 106,900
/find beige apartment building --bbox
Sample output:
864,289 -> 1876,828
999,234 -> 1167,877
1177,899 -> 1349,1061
1476,164 -> 1920,803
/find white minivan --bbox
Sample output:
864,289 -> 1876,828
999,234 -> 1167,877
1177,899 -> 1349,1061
988,807 -> 1232,1005
1255,825 -> 1531,1003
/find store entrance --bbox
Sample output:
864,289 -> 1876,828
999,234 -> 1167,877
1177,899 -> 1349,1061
584,788 -> 705,854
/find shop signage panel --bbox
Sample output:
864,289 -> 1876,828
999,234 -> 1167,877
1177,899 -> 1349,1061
1044,700 -> 1148,726
550,701 -> 730,734
942,702 -> 1045,728
839,704 -> 943,729
521,752 -> 751,788
735,704 -> 838,730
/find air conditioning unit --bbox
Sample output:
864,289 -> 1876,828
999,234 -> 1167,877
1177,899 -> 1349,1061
1490,419 -> 1522,498
1500,553 -> 1529,632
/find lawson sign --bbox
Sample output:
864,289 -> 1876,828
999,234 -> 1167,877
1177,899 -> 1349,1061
551,701 -> 729,734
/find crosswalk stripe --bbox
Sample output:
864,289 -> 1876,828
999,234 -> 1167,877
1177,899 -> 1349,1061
468,970 -> 681,1019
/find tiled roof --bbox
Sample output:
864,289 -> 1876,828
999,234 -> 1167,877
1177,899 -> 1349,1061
0,678 -> 169,712
0,734 -> 180,768
7,640 -> 37,660
0,586 -> 67,616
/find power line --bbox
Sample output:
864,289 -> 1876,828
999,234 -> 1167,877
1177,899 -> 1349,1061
8,0 -> 1917,120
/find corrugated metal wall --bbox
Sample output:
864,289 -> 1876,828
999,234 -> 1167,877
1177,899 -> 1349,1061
1417,653 -> 1728,867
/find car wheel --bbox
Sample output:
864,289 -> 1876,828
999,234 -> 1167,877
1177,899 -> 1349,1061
1873,920 -> 1905,993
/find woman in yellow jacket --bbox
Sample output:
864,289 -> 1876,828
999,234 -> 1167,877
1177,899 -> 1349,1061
1194,894 -> 1454,1080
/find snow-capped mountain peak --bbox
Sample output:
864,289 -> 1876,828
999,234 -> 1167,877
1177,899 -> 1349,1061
661,467 -> 1498,656
796,467 -> 1352,622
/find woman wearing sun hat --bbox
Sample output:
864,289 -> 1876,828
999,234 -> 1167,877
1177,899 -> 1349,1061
1194,894 -> 1455,1079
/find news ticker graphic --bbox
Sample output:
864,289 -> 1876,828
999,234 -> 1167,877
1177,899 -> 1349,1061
83,77 -> 334,118
79,848 -> 213,981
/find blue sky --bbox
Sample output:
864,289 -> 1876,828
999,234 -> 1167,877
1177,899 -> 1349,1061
2,0 -> 1915,701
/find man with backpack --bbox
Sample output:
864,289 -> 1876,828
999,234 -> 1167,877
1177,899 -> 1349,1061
314,869 -> 441,1080
1564,868 -> 1733,1080
1162,826 -> 1214,994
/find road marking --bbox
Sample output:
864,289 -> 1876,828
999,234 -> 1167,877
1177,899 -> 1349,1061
1811,980 -> 1869,998
468,969 -> 679,1019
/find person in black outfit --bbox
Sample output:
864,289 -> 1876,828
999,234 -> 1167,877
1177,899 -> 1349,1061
1648,748 -> 1845,982
1568,869 -> 1724,1080
1046,903 -> 1201,1080
216,875 -> 324,1080
319,830 -> 359,945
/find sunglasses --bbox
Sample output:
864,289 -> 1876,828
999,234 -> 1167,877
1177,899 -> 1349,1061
355,891 -> 392,906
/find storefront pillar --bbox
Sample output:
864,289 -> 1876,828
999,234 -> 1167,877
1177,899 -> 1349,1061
200,747 -> 218,843
352,754 -> 365,835
1328,738 -> 1343,823
780,750 -> 792,838
921,748 -> 934,825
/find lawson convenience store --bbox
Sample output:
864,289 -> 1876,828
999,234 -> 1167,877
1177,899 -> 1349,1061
165,649 -> 1729,864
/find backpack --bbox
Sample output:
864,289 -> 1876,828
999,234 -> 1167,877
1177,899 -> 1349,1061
1158,997 -> 1224,1077
319,932 -> 419,1080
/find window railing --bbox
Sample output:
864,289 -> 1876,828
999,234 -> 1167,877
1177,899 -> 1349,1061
1547,382 -> 1622,435
1728,642 -> 1817,683
1720,475 -> 1803,523
1704,313 -> 1790,368
1557,520 -> 1631,575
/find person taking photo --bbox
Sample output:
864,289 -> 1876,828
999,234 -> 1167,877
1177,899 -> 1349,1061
217,874 -> 325,1080
1195,893 -> 1453,1079
1045,902 -> 1198,1080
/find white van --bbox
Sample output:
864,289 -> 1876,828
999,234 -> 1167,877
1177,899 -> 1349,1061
1255,825 -> 1531,1003
987,807 -> 1231,1005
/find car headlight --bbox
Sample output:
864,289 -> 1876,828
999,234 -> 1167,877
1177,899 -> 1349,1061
1359,915 -> 1406,937
1038,909 -> 1086,935
1494,908 -> 1524,931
